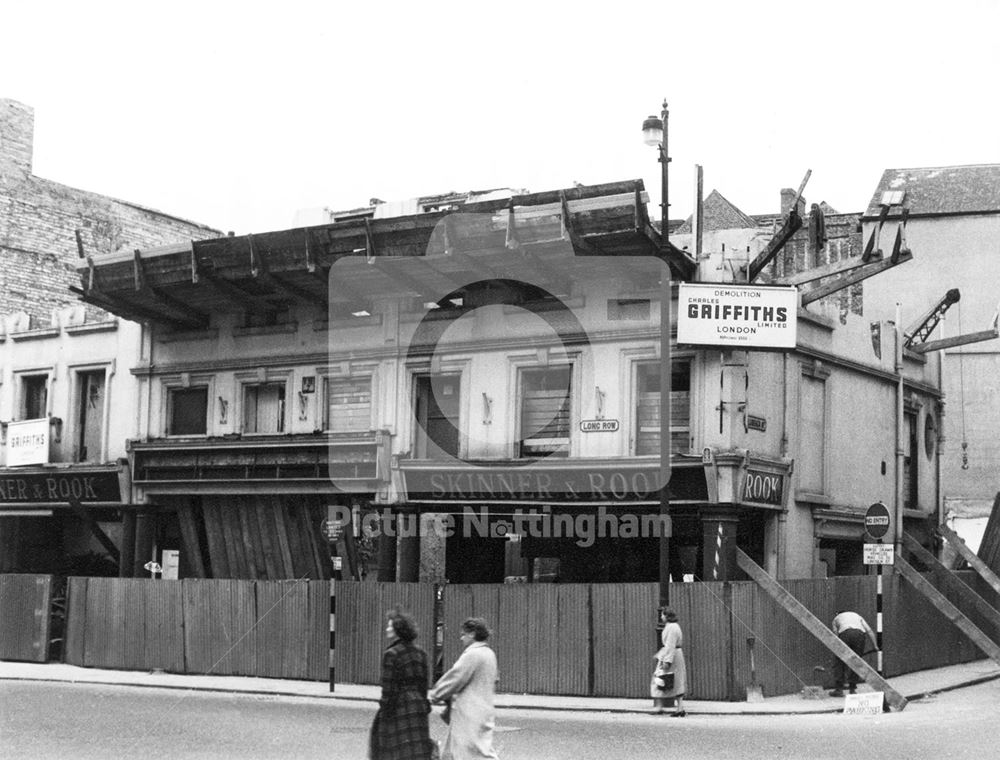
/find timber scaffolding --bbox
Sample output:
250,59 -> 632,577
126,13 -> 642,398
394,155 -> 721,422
737,510 -> 1000,712
73,179 -> 697,331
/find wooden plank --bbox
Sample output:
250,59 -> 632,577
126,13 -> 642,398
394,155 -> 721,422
895,555 -> 1000,665
268,495 -> 296,579
903,532 -> 1000,636
735,549 -> 907,711
177,500 -> 206,578
939,523 -> 1000,597
254,497 -> 282,580
63,577 -> 88,665
201,497 -> 230,578
222,501 -> 249,579
238,502 -> 264,580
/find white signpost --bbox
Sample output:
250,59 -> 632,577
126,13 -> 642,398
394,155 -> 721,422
677,283 -> 798,349
5,418 -> 50,466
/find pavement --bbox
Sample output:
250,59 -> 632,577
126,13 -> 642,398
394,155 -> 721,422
2,658 -> 999,715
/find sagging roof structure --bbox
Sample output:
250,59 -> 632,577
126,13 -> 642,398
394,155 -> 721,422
74,179 -> 696,330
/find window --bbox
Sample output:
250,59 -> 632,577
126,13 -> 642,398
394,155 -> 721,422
243,382 -> 286,434
20,375 -> 48,420
634,361 -> 691,456
325,376 -> 372,432
519,366 -> 571,458
168,387 -> 209,435
904,410 -> 918,509
414,374 -> 461,459
798,374 -> 826,494
76,370 -> 106,462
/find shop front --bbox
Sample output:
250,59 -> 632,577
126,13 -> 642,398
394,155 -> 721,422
0,462 -> 130,575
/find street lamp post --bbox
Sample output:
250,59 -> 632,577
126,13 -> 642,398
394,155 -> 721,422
643,102 -> 672,611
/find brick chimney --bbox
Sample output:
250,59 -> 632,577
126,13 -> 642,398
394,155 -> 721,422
0,98 -> 34,181
780,187 -> 805,217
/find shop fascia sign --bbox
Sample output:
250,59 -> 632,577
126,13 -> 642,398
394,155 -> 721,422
5,418 -> 50,467
677,283 -> 797,349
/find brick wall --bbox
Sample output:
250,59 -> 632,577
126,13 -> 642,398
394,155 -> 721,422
1,98 -> 221,327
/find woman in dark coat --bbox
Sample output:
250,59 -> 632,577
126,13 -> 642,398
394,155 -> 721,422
370,610 -> 434,760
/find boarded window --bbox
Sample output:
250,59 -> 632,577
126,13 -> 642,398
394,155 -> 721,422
519,366 -> 571,458
244,383 -> 286,434
325,376 -> 372,432
798,375 -> 826,493
168,387 -> 208,436
20,375 -> 48,420
76,370 -> 105,462
635,361 -> 691,456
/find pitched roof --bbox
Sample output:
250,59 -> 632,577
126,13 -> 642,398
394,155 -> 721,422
863,165 -> 1000,219
674,189 -> 760,233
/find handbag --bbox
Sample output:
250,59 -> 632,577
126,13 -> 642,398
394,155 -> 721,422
654,661 -> 675,691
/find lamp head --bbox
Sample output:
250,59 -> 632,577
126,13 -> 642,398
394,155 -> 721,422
642,114 -> 663,147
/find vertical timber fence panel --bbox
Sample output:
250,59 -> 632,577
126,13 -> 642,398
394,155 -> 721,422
591,583 -> 658,697
254,580 -> 311,679
63,576 -> 88,666
332,582 -> 436,686
0,574 -> 53,662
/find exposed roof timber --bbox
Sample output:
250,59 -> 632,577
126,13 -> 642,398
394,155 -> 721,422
560,190 -> 603,256
368,258 -> 440,298
202,272 -> 284,315
69,286 -> 200,330
134,250 -> 210,324
800,251 -> 914,306
261,271 -> 328,310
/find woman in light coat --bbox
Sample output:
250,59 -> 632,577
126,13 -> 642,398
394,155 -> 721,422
430,617 -> 499,759
650,608 -> 687,717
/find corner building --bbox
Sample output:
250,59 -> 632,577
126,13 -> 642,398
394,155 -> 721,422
80,179 -> 942,583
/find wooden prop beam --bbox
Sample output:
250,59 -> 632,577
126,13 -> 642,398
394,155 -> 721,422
735,549 -> 907,711
911,327 -> 1000,354
895,554 -> 1000,665
776,252 -> 876,287
938,523 -> 1000,597
746,170 -> 810,283
68,497 -> 120,564
801,251 -> 913,306
261,271 -> 328,310
902,532 -> 1000,635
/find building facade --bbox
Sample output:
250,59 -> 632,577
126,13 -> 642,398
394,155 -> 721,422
0,98 -> 219,574
859,165 -> 1000,560
81,176 -> 940,584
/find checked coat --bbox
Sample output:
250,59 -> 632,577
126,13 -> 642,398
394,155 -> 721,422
370,640 -> 433,760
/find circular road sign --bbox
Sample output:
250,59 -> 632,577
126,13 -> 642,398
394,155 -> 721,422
864,502 -> 891,539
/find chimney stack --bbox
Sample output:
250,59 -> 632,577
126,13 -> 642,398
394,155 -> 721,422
0,99 -> 35,181
780,187 -> 805,218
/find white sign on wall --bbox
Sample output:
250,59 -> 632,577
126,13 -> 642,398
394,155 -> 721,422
677,283 -> 798,349
6,418 -> 50,467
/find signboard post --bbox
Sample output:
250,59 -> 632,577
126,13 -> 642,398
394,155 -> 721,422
864,501 -> 892,677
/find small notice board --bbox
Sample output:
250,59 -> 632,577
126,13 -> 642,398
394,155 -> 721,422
863,543 -> 895,565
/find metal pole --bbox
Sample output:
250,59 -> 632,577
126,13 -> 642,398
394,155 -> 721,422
658,99 -> 673,610
875,538 -> 884,676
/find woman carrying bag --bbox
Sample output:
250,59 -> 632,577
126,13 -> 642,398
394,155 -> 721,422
650,608 -> 687,717
431,617 -> 499,759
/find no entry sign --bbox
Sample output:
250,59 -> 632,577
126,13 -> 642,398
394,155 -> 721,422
864,502 -> 891,540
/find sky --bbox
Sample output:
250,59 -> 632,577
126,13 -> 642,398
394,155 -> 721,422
3,1 -> 999,236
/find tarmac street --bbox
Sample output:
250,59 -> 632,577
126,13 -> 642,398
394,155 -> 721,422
4,677 -> 1000,760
